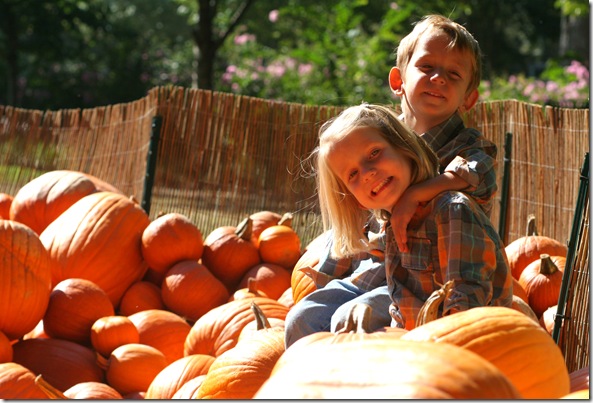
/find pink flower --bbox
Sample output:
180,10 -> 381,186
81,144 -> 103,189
234,34 -> 255,45
269,10 -> 279,23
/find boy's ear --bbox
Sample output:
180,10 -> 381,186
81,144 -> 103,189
461,89 -> 479,112
389,67 -> 403,95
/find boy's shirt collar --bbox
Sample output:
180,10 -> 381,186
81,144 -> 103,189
418,112 -> 465,152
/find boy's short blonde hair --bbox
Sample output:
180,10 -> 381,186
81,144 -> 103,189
396,14 -> 482,93
313,103 -> 439,258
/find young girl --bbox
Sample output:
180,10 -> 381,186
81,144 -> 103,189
286,103 -> 512,340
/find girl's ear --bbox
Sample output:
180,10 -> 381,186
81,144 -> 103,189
389,67 -> 404,95
460,89 -> 479,112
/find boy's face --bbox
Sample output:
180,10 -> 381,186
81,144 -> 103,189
327,127 -> 413,211
389,30 -> 479,133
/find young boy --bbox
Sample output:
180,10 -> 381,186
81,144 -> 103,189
285,14 -> 500,346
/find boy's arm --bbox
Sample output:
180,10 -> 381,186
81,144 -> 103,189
390,172 -> 469,253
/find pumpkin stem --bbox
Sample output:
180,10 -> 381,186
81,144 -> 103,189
538,254 -> 559,275
35,375 -> 68,399
278,212 -> 293,227
235,217 -> 253,241
335,303 -> 373,334
526,214 -> 538,236
251,301 -> 271,330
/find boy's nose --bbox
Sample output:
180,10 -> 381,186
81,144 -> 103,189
430,69 -> 446,84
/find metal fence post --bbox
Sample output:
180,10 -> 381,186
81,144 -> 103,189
141,115 -> 162,215
498,132 -> 512,243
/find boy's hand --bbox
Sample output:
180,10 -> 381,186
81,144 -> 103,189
390,188 -> 419,253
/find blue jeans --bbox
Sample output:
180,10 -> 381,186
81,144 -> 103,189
284,280 -> 392,348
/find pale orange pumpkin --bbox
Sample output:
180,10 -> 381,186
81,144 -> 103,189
401,306 -> 570,399
90,315 -> 140,357
257,225 -> 302,270
64,381 -> 123,399
161,260 -> 229,322
290,232 -> 327,304
519,254 -> 566,318
101,343 -> 168,396
144,354 -> 215,399
0,220 -> 53,340
40,191 -> 150,307
12,338 -> 104,392
256,339 -> 521,399
141,212 -> 204,278
0,193 -> 13,219
9,170 -> 121,235
201,218 -> 261,291
22,320 -> 49,340
43,278 -> 115,345
277,287 -> 294,308
539,304 -> 557,335
127,309 -> 191,364
237,262 -> 292,300
184,297 -> 289,357
0,362 -> 47,399
170,374 -> 206,399
511,294 -> 540,323
118,280 -> 164,316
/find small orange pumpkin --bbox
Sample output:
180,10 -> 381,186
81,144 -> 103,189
237,262 -> 292,300
519,254 -> 565,318
90,315 -> 140,357
118,280 -> 164,316
249,210 -> 283,246
258,225 -> 302,270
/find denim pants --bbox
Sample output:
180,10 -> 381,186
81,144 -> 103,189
284,280 -> 392,348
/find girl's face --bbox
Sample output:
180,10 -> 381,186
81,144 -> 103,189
326,127 -> 413,211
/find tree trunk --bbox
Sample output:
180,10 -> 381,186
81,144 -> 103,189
559,13 -> 589,64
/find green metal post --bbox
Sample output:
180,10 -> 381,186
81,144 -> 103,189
552,152 -> 589,344
498,132 -> 512,243
141,115 -> 162,215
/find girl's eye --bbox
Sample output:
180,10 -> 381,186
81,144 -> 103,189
348,170 -> 358,181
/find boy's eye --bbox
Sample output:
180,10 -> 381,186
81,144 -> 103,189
370,149 -> 380,158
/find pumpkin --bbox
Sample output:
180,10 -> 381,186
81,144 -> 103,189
101,343 -> 167,396
22,320 -> 49,340
184,297 -> 289,357
39,191 -> 150,307
255,339 -> 521,399
519,254 -> 566,318
161,260 -> 229,322
43,278 -> 115,345
0,193 -> 13,219
290,232 -> 327,304
0,362 -> 47,399
237,262 -> 292,300
248,210 -> 284,246
118,280 -> 164,316
127,309 -> 191,364
505,215 -> 567,280
569,366 -> 590,393
12,338 -> 104,392
201,217 -> 261,291
401,306 -> 570,398
144,354 -> 215,399
0,220 -> 53,340
9,170 -> 121,235
512,276 -> 529,303
277,286 -> 294,308
229,277 -> 270,301
170,375 -> 206,399
90,315 -> 140,357
539,304 -> 557,335
257,224 -> 302,270
141,212 -> 204,279
0,331 -> 12,363
511,294 -> 540,323
64,381 -> 123,399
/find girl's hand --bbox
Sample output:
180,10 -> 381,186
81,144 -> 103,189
390,189 -> 419,253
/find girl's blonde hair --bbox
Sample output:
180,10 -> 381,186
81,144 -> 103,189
395,14 -> 482,94
312,103 -> 438,258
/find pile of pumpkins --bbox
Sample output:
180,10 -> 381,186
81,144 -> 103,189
0,170 -> 588,399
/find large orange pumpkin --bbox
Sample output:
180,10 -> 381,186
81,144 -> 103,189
144,354 -> 215,399
39,191 -> 150,307
127,309 -> 191,364
519,254 -> 566,318
43,278 -> 115,345
201,218 -> 261,291
401,306 -> 570,398
184,297 -> 289,357
255,339 -> 521,399
9,170 -> 121,235
161,260 -> 229,322
141,212 -> 204,280
0,219 -> 53,340
0,362 -> 48,399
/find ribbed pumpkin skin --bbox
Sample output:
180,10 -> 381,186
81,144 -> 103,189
0,362 -> 48,399
171,375 -> 206,399
290,232 -> 326,304
519,254 -> 565,318
0,193 -> 13,219
197,327 -> 285,399
184,297 -> 289,357
257,225 -> 302,270
0,220 -> 53,340
256,339 -> 521,399
118,281 -> 164,316
39,192 -> 150,307
64,382 -> 123,399
161,260 -> 229,322
145,354 -> 215,399
141,213 -> 204,273
238,263 -> 292,300
90,315 -> 140,357
127,309 -> 191,364
249,211 -> 282,246
505,235 -> 567,280
43,278 -> 115,345
9,170 -> 121,235
12,338 -> 104,392
401,306 -> 570,399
